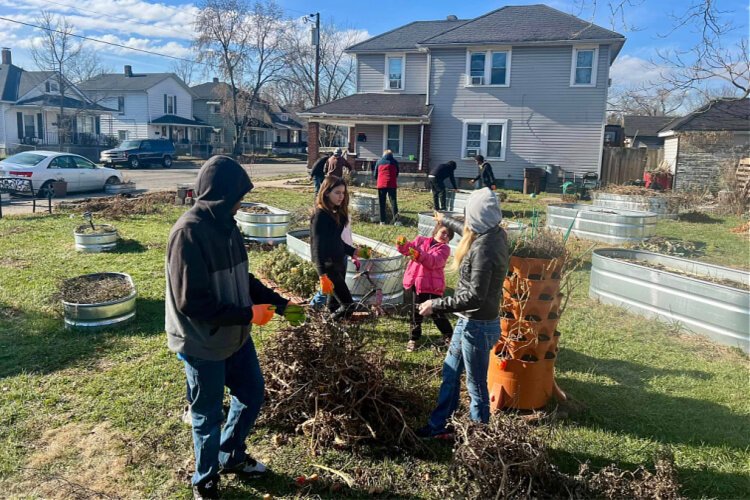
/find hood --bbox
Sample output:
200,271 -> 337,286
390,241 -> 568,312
193,155 -> 253,225
381,152 -> 395,162
464,188 -> 502,234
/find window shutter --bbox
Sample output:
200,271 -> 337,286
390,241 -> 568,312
174,95 -> 177,115
95,116 -> 101,135
16,112 -> 23,139
37,113 -> 44,139
45,82 -> 50,92
164,94 -> 167,114
72,116 -> 77,134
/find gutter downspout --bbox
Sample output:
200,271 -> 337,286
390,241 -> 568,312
425,51 -> 431,106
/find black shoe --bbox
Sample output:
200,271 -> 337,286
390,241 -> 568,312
193,477 -> 219,500
220,457 -> 267,477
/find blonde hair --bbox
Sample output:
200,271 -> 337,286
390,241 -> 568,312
451,225 -> 477,271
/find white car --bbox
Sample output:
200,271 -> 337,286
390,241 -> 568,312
0,150 -> 123,196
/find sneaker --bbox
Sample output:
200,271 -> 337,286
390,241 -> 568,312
220,457 -> 267,477
181,405 -> 192,426
193,478 -> 219,500
406,340 -> 417,352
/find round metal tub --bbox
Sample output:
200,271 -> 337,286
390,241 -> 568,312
62,272 -> 137,329
546,203 -> 656,244
590,248 -> 750,352
286,229 -> 405,304
351,192 -> 379,221
593,192 -> 677,219
235,202 -> 290,244
74,224 -> 118,252
104,182 -> 137,195
444,189 -> 474,212
418,212 -> 526,254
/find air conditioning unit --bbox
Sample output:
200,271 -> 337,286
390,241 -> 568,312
471,76 -> 484,85
466,148 -> 479,158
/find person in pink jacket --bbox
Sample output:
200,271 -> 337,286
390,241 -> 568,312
396,223 -> 455,351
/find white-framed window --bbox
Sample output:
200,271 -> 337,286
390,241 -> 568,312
117,96 -> 125,114
465,48 -> 511,87
384,54 -> 405,90
166,95 -> 176,114
382,124 -> 403,156
23,114 -> 35,138
117,130 -> 129,141
208,102 -> 221,114
45,81 -> 59,93
570,46 -> 598,87
460,120 -> 508,160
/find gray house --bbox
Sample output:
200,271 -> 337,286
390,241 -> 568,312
300,5 -> 625,188
623,115 -> 675,149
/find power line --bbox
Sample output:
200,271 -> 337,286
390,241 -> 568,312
0,15 -> 203,64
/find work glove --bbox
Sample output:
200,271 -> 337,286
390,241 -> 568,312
358,246 -> 372,259
409,247 -> 420,261
320,275 -> 334,295
283,303 -> 306,326
395,235 -> 408,247
251,304 -> 276,326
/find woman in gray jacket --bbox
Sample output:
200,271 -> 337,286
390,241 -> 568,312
415,187 -> 508,438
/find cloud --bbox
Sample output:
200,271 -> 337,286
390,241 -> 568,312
610,54 -> 669,87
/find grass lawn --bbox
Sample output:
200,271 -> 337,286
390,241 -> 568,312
0,186 -> 747,498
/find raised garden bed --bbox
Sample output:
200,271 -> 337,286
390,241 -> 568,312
546,203 -> 657,244
593,190 -> 678,219
104,181 -> 137,195
60,272 -> 137,329
73,224 -> 118,252
590,248 -> 750,352
234,202 -> 289,245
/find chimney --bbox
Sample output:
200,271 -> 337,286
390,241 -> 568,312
1,48 -> 11,65
124,65 -> 133,77
213,77 -> 219,83
446,15 -> 458,21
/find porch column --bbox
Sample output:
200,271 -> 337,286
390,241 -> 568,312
347,127 -> 356,154
420,124 -> 431,171
307,121 -> 319,168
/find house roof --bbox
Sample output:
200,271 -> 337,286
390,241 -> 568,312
150,114 -> 212,127
191,81 -> 233,100
270,112 -> 303,130
0,65 -> 62,101
347,19 -> 468,52
660,98 -> 750,135
15,94 -> 116,112
300,93 -> 432,120
623,115 -> 676,137
79,72 -> 194,95
420,5 -> 625,46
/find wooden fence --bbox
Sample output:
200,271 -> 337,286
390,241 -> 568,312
600,147 -> 663,185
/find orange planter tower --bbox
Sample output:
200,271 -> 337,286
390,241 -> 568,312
488,255 -> 565,411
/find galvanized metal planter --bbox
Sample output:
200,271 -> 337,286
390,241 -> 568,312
593,192 -> 677,219
74,224 -> 118,252
445,190 -> 474,212
286,229 -> 404,304
418,212 -> 526,254
62,272 -> 137,329
590,248 -> 750,352
235,202 -> 289,245
351,192 -> 379,222
104,182 -> 137,195
546,203 -> 656,244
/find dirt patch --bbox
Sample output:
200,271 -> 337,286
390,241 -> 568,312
730,221 -> 750,239
75,224 -> 117,235
621,258 -> 748,291
238,205 -> 271,214
62,191 -> 177,220
0,256 -> 30,269
597,185 -> 662,197
631,237 -> 705,258
678,211 -> 722,224
59,274 -> 133,304
0,226 -> 26,237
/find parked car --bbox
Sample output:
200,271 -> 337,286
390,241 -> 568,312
100,139 -> 176,168
0,151 -> 123,196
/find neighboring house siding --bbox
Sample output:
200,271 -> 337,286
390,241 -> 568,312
663,136 -> 679,173
0,103 -> 8,148
147,78 -> 193,120
428,45 -> 610,181
357,54 -> 385,93
674,131 -> 750,191
96,93 -> 150,139
194,99 -> 234,143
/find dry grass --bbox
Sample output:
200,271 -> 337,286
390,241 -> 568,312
63,191 -> 177,219
74,224 -> 117,235
58,273 -> 133,304
510,229 -> 568,260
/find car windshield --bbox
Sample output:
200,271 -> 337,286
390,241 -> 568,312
2,153 -> 46,166
119,140 -> 141,149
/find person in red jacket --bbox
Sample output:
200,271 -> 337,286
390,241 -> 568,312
373,150 -> 399,224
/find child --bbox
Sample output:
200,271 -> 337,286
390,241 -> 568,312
396,223 -> 455,351
310,176 -> 359,319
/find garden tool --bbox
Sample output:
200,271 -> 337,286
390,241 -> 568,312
320,275 -> 334,295
251,304 -> 276,326
408,247 -> 420,261
83,212 -> 95,231
283,303 -> 306,326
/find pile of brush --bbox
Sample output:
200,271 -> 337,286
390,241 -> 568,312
446,413 -> 684,499
62,191 -> 176,219
258,314 -> 423,452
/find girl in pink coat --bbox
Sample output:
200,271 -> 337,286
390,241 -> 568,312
396,223 -> 455,351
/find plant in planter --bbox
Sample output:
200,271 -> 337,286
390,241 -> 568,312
73,212 -> 119,252
59,272 -> 137,328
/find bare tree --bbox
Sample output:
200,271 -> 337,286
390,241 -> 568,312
67,47 -> 108,84
170,58 -> 200,86
608,84 -> 687,119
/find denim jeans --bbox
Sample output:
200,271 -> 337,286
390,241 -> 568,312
427,317 -> 500,432
181,338 -> 264,487
313,175 -> 324,195
309,257 -> 348,311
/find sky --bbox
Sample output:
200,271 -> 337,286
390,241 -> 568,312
0,0 -> 747,90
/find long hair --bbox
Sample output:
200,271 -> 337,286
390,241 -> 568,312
451,225 -> 477,271
315,175 -> 349,226
432,221 -> 455,241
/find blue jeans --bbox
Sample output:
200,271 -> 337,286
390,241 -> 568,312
309,257 -> 348,310
427,317 -> 500,432
181,338 -> 264,487
313,175 -> 324,195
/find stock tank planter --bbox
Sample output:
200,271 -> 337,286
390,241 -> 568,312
60,272 -> 136,329
445,189 -> 473,212
351,192 -> 379,222
593,192 -> 677,219
74,224 -> 118,252
418,212 -> 526,254
590,248 -> 750,352
286,229 -> 404,304
104,181 -> 137,195
235,203 -> 289,245
546,203 -> 657,244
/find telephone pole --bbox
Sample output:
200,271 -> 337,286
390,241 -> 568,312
310,12 -> 320,106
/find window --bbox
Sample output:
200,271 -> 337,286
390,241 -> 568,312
280,113 -> 288,122
383,124 -> 402,155
80,116 -> 95,134
117,96 -> 125,114
207,102 -> 221,114
466,49 -> 511,86
571,47 -> 598,86
166,95 -> 176,114
118,130 -> 129,141
385,54 -> 405,90
461,120 -> 508,160
45,81 -> 59,92
23,114 -> 35,138
73,156 -> 95,169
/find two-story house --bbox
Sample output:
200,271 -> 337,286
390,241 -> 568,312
300,5 -> 625,188
0,48 -> 114,156
79,66 -> 211,145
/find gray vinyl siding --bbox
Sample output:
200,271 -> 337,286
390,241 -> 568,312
428,45 -> 610,180
404,54 -> 427,94
354,124 -> 420,159
193,99 -> 235,143
356,53 -> 427,94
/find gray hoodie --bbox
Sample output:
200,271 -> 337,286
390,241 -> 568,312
464,188 -> 503,234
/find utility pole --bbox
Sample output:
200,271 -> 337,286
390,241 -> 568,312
310,12 -> 320,106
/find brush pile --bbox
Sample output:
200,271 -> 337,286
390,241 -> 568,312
62,192 -> 176,219
259,315 -> 423,452
446,413 -> 684,499
254,246 -> 319,299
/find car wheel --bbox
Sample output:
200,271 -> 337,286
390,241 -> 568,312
37,180 -> 53,199
162,155 -> 173,168
129,156 -> 140,169
105,176 -> 120,185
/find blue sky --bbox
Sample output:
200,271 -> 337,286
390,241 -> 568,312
0,0 -> 746,89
